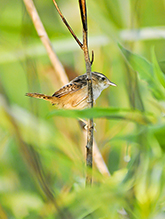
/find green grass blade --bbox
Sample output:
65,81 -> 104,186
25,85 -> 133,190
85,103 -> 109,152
152,48 -> 165,88
47,107 -> 156,125
118,43 -> 165,100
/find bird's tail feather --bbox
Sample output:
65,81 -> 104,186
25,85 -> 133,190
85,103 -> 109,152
26,93 -> 57,104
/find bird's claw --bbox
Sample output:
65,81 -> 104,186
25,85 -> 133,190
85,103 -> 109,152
83,123 -> 96,132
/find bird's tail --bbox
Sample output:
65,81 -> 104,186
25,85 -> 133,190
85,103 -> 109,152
26,93 -> 58,104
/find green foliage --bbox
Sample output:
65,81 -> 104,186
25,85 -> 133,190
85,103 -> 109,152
1,0 -> 165,219
48,107 -> 156,125
152,48 -> 165,88
118,43 -> 165,100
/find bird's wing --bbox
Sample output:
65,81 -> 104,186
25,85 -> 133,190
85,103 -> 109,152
52,83 -> 82,98
52,75 -> 87,98
56,85 -> 88,109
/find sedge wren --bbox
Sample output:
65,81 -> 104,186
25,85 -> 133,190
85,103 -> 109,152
26,72 -> 116,109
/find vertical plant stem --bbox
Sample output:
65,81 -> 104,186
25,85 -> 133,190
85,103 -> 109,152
79,0 -> 94,185
23,0 -> 68,85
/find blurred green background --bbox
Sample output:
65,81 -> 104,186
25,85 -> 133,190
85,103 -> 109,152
1,0 -> 165,218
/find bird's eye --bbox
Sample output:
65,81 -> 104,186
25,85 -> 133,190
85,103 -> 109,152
101,77 -> 105,81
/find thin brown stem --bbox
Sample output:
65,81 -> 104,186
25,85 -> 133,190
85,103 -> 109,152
90,50 -> 94,65
79,0 -> 94,186
52,0 -> 83,49
79,0 -> 87,32
23,0 -> 68,85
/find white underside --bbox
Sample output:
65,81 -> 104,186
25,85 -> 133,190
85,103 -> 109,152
93,88 -> 102,101
93,83 -> 108,101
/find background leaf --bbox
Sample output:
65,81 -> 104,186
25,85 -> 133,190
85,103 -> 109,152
152,48 -> 165,88
118,43 -> 165,100
48,107 -> 156,125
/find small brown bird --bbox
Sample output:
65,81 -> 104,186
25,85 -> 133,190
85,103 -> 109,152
26,72 -> 116,109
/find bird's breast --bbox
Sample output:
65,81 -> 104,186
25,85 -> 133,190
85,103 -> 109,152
93,87 -> 102,101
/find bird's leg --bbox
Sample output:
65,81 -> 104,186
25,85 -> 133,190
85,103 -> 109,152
78,118 -> 96,131
87,98 -> 95,104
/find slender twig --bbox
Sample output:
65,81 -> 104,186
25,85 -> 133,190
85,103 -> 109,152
90,50 -> 94,65
79,0 -> 87,32
82,129 -> 110,177
23,0 -> 68,85
79,0 -> 94,186
52,0 -> 83,49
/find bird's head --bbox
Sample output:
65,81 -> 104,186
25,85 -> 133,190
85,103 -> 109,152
92,72 -> 116,90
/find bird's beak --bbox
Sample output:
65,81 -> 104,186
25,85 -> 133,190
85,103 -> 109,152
108,81 -> 117,86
